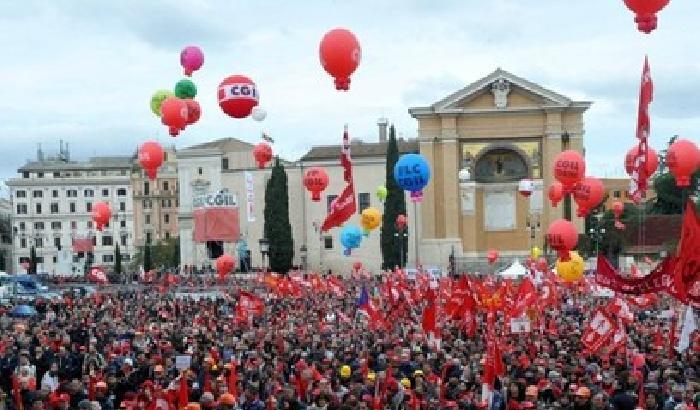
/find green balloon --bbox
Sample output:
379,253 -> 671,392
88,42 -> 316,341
174,78 -> 197,99
150,89 -> 174,117
376,185 -> 388,201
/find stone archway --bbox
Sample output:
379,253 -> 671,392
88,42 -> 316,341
472,145 -> 531,183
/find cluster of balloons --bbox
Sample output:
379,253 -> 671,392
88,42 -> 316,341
548,150 -> 605,218
394,153 -> 431,202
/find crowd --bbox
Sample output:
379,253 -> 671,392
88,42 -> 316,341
0,270 -> 698,410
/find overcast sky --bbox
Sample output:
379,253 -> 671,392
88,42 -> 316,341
1,0 -> 699,193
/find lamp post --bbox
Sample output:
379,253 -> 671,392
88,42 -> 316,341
259,238 -> 269,273
300,245 -> 308,272
589,213 -> 606,256
526,213 -> 541,252
394,230 -> 408,269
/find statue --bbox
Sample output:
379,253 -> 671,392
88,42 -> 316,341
491,78 -> 511,109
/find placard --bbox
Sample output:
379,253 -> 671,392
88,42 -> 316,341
510,317 -> 531,333
175,355 -> 191,370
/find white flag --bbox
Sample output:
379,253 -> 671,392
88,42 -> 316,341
676,307 -> 697,353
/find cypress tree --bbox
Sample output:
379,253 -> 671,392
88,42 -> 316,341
29,246 -> 37,274
381,125 -> 408,269
143,244 -> 152,271
264,158 -> 294,273
114,243 -> 122,276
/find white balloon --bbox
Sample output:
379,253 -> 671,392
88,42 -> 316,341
251,107 -> 267,122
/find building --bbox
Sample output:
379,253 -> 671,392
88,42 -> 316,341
131,145 -> 179,248
5,143 -> 136,275
409,68 -> 591,267
177,124 -> 419,273
600,177 -> 655,209
0,199 -> 12,272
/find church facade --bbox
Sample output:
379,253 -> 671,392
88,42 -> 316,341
410,69 -> 591,267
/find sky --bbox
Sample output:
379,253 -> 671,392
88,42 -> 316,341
1,0 -> 699,193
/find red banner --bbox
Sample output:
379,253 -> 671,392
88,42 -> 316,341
581,308 -> 616,353
193,207 -> 240,242
72,237 -> 94,253
595,255 -> 675,295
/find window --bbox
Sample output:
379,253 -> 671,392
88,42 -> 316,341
164,214 -> 169,224
86,202 -> 92,212
327,195 -> 338,213
165,232 -> 170,239
102,189 -> 109,197
163,152 -> 168,162
35,257 -> 44,263
358,193 -> 371,213
146,232 -> 152,244
37,172 -> 44,178
92,236 -> 96,246
324,236 -> 333,249
17,204 -> 27,214
101,170 -> 107,176
122,254 -> 130,261
145,215 -> 151,224
20,238 -> 26,248
50,203 -> 59,214
33,190 -> 43,198
163,181 -> 169,191
52,190 -> 58,198
69,203 -> 76,213
22,172 -> 29,179
35,203 -> 42,214
222,157 -> 229,170
143,199 -> 151,209
87,221 -> 93,229
52,256 -> 57,263
117,188 -> 127,196
101,236 -> 113,246
84,189 -> 94,197
120,170 -> 127,176
35,238 -> 43,248
19,222 -> 25,230
198,167 -> 203,175
102,254 -> 114,263
120,220 -> 126,228
144,181 -> 149,196
613,190 -> 621,198
53,172 -> 60,178
121,235 -> 127,246
54,237 -> 61,249
15,190 -> 26,198
119,202 -> 126,212
67,189 -> 78,198
34,222 -> 44,230
51,221 -> 61,230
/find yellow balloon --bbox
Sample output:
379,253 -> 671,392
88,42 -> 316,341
360,207 -> 382,233
530,246 -> 542,259
556,251 -> 584,282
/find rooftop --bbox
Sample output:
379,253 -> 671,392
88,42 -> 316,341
300,139 -> 419,161
18,155 -> 133,172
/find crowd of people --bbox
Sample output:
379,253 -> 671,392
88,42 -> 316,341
0,269 -> 698,410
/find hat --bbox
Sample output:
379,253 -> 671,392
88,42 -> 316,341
575,387 -> 591,398
401,378 -> 411,388
414,370 -> 424,377
367,372 -> 376,381
340,365 -> 351,378
525,385 -> 539,397
219,393 -> 235,405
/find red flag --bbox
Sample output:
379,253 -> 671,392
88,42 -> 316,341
422,288 -> 437,335
673,202 -> 700,306
12,374 -> 23,410
239,291 -> 265,316
581,308 -> 616,353
629,56 -> 653,203
321,182 -> 356,232
177,373 -> 188,409
341,125 -> 352,183
510,277 -> 537,317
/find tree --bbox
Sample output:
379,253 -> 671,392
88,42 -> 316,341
29,245 -> 37,274
647,136 -> 700,214
263,158 -> 294,273
143,244 -> 152,271
381,125 -> 408,269
114,244 -> 122,276
130,237 -> 180,271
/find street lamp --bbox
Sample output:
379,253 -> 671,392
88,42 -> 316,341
299,245 -> 308,272
393,231 -> 408,269
588,212 -> 606,256
258,238 -> 269,272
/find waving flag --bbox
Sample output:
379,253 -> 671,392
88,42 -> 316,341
629,56 -> 653,203
422,288 -> 437,335
321,125 -> 356,232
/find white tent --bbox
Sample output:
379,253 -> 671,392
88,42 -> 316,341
497,259 -> 528,279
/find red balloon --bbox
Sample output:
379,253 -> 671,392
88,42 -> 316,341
666,138 -> 700,187
536,257 -> 548,272
185,99 -> 201,125
487,250 -> 499,265
573,176 -> 604,217
624,146 -> 659,176
92,202 -> 112,231
612,200 -> 625,219
303,167 -> 329,201
218,75 -> 258,119
160,97 -> 189,136
622,0 -> 670,33
548,181 -> 564,207
319,28 -> 361,91
553,150 -> 585,190
396,214 -> 407,231
353,261 -> 363,271
546,219 -> 578,261
216,254 -> 235,278
253,143 -> 273,169
138,141 -> 164,180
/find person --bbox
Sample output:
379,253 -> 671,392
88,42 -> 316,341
664,385 -> 687,410
216,393 -> 236,410
40,362 -> 60,392
590,392 -> 609,410
572,386 -> 592,410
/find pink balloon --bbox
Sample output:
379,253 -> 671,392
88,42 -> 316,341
180,46 -> 204,76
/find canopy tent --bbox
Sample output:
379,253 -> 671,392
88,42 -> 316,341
497,259 -> 528,279
9,305 -> 37,318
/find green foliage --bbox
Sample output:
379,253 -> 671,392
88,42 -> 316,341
648,170 -> 700,215
263,158 -> 294,273
131,237 -> 180,271
143,244 -> 152,271
381,125 -> 408,269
